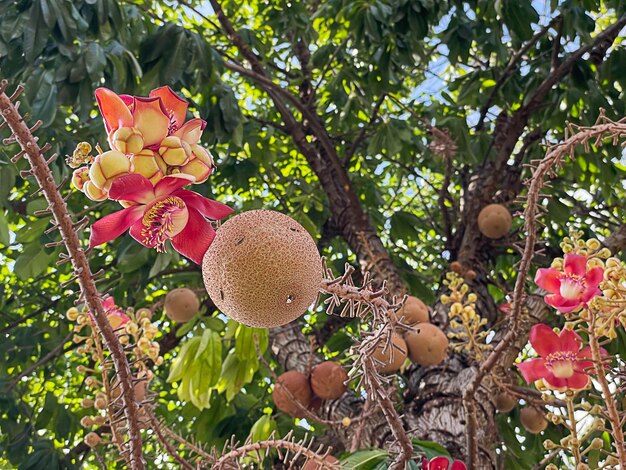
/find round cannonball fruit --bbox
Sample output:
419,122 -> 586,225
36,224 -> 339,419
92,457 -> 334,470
372,333 -> 408,374
302,455 -> 340,470
310,361 -> 348,400
272,371 -> 312,418
404,323 -> 448,367
520,407 -> 548,434
495,392 -> 517,413
395,296 -> 429,325
477,204 -> 512,239
202,210 -> 322,328
164,288 -> 200,323
450,261 -> 463,273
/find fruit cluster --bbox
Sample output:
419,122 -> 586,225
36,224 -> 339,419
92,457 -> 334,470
69,86 -> 215,202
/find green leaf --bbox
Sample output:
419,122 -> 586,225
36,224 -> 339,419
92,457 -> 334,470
340,449 -> 389,469
0,211 -> 10,246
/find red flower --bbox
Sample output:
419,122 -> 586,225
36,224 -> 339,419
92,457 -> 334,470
534,254 -> 603,313
95,86 -> 205,148
422,456 -> 466,470
517,324 -> 604,390
89,174 -> 232,264
90,297 -> 130,330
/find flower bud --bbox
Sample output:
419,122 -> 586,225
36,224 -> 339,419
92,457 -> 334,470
83,181 -> 108,201
467,293 -> 477,303
89,150 -> 133,190
80,416 -> 94,427
81,398 -> 95,408
342,417 -> 351,427
159,136 -> 192,166
130,149 -> 166,184
155,356 -> 164,366
109,127 -> 144,155
180,144 -> 214,183
72,167 -> 90,191
94,398 -> 107,410
136,308 -> 152,320
66,307 -> 79,321
84,432 -> 101,448
125,321 -> 139,336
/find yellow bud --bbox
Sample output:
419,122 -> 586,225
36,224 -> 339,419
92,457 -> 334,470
585,239 -> 601,250
125,322 -> 139,336
94,398 -> 107,410
130,149 -> 166,184
83,181 -> 107,201
451,303 -> 463,315
89,150 -> 133,190
543,439 -> 555,450
84,432 -> 101,448
109,127 -> 144,154
80,416 -> 94,427
136,308 -> 153,320
342,417 -> 351,427
467,293 -> 477,303
154,356 -> 164,366
440,295 -> 450,304
66,307 -> 79,321
589,437 -> 603,449
81,398 -> 94,408
159,136 -> 192,166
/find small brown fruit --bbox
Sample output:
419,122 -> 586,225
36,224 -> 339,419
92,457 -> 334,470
404,323 -> 448,366
164,288 -> 199,323
395,296 -> 429,325
272,371 -> 312,418
495,392 -> 517,413
302,455 -> 340,470
310,361 -> 348,400
372,333 -> 408,374
464,269 -> 477,281
520,407 -> 548,434
450,261 -> 462,273
477,204 -> 512,239
202,210 -> 322,328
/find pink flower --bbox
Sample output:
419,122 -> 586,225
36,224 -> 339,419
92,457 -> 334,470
95,86 -> 205,149
534,254 -> 603,313
422,457 -> 466,470
517,324 -> 604,390
89,173 -> 233,264
91,297 -> 130,330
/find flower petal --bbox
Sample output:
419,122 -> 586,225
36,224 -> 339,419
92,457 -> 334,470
585,266 -> 604,287
451,461 -> 467,470
108,174 -> 155,204
154,174 -> 195,198
534,268 -> 561,294
563,372 -> 589,390
556,328 -> 583,353
529,324 -> 560,357
132,96 -> 170,147
581,287 -> 602,303
564,253 -> 587,276
177,190 -> 233,220
149,86 -> 188,131
170,209 -> 216,264
517,359 -> 550,384
129,220 -> 157,248
543,373 -> 569,389
89,206 -> 144,248
425,457 -> 452,470
173,118 -> 206,144
95,88 -> 133,133
544,294 -> 581,313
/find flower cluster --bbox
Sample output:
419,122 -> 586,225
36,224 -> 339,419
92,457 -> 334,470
71,86 -> 233,263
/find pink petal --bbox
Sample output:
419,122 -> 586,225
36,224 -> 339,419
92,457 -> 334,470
529,324 -> 560,357
95,88 -> 133,133
556,328 -> 582,353
170,209 -> 216,264
149,86 -> 188,131
585,266 -> 604,287
173,118 -> 206,144
129,220 -> 157,248
543,373 -> 569,389
108,174 -> 155,204
89,206 -> 144,248
534,268 -> 561,294
564,254 -> 587,276
424,457 -> 451,470
451,461 -> 467,470
176,190 -> 233,220
581,287 -> 602,303
119,94 -> 134,106
517,359 -> 550,384
564,372 -> 590,390
132,96 -> 170,147
154,174 -> 195,198
102,297 -> 115,310
544,294 -> 581,313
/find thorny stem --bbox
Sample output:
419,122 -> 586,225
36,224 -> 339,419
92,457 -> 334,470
588,316 -> 626,467
145,409 -> 195,470
0,81 -> 145,469
462,112 -> 626,469
566,397 -> 581,465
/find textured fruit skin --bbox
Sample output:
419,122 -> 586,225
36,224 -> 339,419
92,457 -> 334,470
202,210 -> 322,328
302,455 -> 339,470
495,392 -> 517,413
310,361 -> 348,400
164,288 -> 200,323
404,323 -> 448,366
273,370 -> 312,418
520,407 -> 548,434
477,203 -> 512,239
372,333 -> 407,374
395,296 -> 429,325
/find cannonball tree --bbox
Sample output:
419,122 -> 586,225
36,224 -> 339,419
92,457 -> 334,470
1,1 -> 626,469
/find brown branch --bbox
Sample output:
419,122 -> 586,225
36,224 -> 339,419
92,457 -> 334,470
0,81 -> 145,469
146,409 -> 195,470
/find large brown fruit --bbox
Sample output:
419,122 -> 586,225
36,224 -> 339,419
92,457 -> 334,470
520,407 -> 548,434
310,361 -> 348,400
404,323 -> 448,366
202,210 -> 322,328
302,455 -> 340,470
164,288 -> 199,323
477,204 -> 512,239
395,296 -> 429,325
495,392 -> 517,413
272,371 -> 312,418
372,333 -> 408,374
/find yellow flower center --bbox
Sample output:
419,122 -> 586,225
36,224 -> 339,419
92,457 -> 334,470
141,196 -> 188,252
559,274 -> 586,300
545,351 -> 577,378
